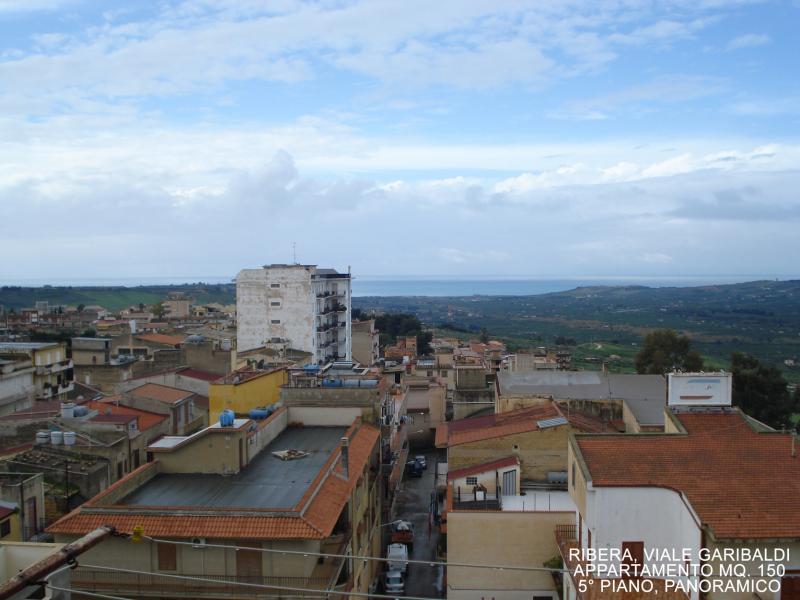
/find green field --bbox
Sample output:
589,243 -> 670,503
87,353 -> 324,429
353,279 -> 800,383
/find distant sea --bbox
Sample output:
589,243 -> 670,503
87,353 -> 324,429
1,275 -> 790,297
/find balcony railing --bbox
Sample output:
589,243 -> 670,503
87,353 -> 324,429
555,524 -> 579,562
72,568 -> 331,598
452,486 -> 502,510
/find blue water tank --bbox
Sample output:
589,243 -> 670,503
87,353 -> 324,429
322,379 -> 343,388
249,408 -> 270,420
73,406 -> 89,417
219,409 -> 235,427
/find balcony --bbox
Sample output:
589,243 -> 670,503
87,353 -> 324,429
555,524 -> 579,564
452,486 -> 501,510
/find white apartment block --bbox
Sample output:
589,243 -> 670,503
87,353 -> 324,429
236,264 -> 352,364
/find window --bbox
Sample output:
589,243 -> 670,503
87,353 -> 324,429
157,542 -> 177,571
0,519 -> 11,538
271,319 -> 281,324
270,301 -> 281,307
270,283 -> 280,288
571,462 -> 576,486
466,476 -> 478,486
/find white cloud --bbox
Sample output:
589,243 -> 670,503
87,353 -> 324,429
726,33 -> 771,51
0,0 -> 746,113
549,74 -> 727,121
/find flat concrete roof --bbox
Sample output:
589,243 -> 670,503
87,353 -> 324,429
497,371 -> 666,425
0,342 -> 59,350
123,426 -> 347,510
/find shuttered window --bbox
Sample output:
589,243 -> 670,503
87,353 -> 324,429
157,542 -> 177,571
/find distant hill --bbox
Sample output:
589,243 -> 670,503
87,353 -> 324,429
2,279 -> 798,382
352,279 -> 800,382
0,283 -> 236,311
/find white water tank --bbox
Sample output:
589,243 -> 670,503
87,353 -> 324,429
63,431 -> 76,446
50,430 -> 63,445
35,431 -> 50,445
60,402 -> 76,418
220,338 -> 232,351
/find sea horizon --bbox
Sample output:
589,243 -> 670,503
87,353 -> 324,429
1,274 -> 796,298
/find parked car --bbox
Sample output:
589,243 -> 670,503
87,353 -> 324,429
383,569 -> 405,594
405,460 -> 423,477
414,455 -> 427,469
387,543 -> 409,573
391,519 -> 414,550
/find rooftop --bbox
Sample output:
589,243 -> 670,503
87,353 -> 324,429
497,371 -> 666,425
436,402 -> 613,448
129,383 -> 193,405
85,401 -> 166,431
125,426 -> 347,509
215,366 -> 284,385
178,367 -> 221,382
48,421 -> 380,540
135,333 -> 186,346
447,456 -> 520,481
574,407 -> 800,540
0,342 -> 59,351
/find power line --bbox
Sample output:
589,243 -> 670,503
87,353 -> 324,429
144,536 -> 564,574
80,564 -> 440,600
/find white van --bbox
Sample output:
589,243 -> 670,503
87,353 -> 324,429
383,570 -> 405,594
387,543 -> 409,574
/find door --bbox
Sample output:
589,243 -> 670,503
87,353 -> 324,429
236,541 -> 263,581
783,571 -> 800,599
621,541 -> 644,576
502,470 -> 516,495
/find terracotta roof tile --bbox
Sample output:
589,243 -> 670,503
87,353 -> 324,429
47,513 -> 322,539
130,383 -> 193,405
448,456 -> 519,481
86,401 -> 167,432
303,424 -> 380,536
178,368 -> 221,382
576,409 -> 800,540
448,405 -> 557,446
135,333 -> 185,347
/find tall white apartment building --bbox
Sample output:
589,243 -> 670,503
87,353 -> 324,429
236,264 -> 352,364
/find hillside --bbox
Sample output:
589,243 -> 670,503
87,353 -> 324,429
2,279 -> 798,381
353,279 -> 800,382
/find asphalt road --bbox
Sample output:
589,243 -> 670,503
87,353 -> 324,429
392,450 -> 443,598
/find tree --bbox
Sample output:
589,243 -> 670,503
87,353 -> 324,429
479,327 -> 489,343
731,352 -> 799,429
635,329 -> 703,375
77,304 -> 85,313
152,301 -> 165,319
374,312 -> 432,355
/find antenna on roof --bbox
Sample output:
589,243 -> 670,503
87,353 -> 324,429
293,242 -> 297,264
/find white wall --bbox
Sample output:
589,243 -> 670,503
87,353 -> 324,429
585,486 -> 702,599
0,370 -> 35,415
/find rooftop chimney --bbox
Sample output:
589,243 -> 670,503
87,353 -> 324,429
339,437 -> 349,480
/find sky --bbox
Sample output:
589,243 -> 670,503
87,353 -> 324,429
0,0 -> 799,281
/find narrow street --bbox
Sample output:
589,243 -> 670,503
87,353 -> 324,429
392,449 -> 443,598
